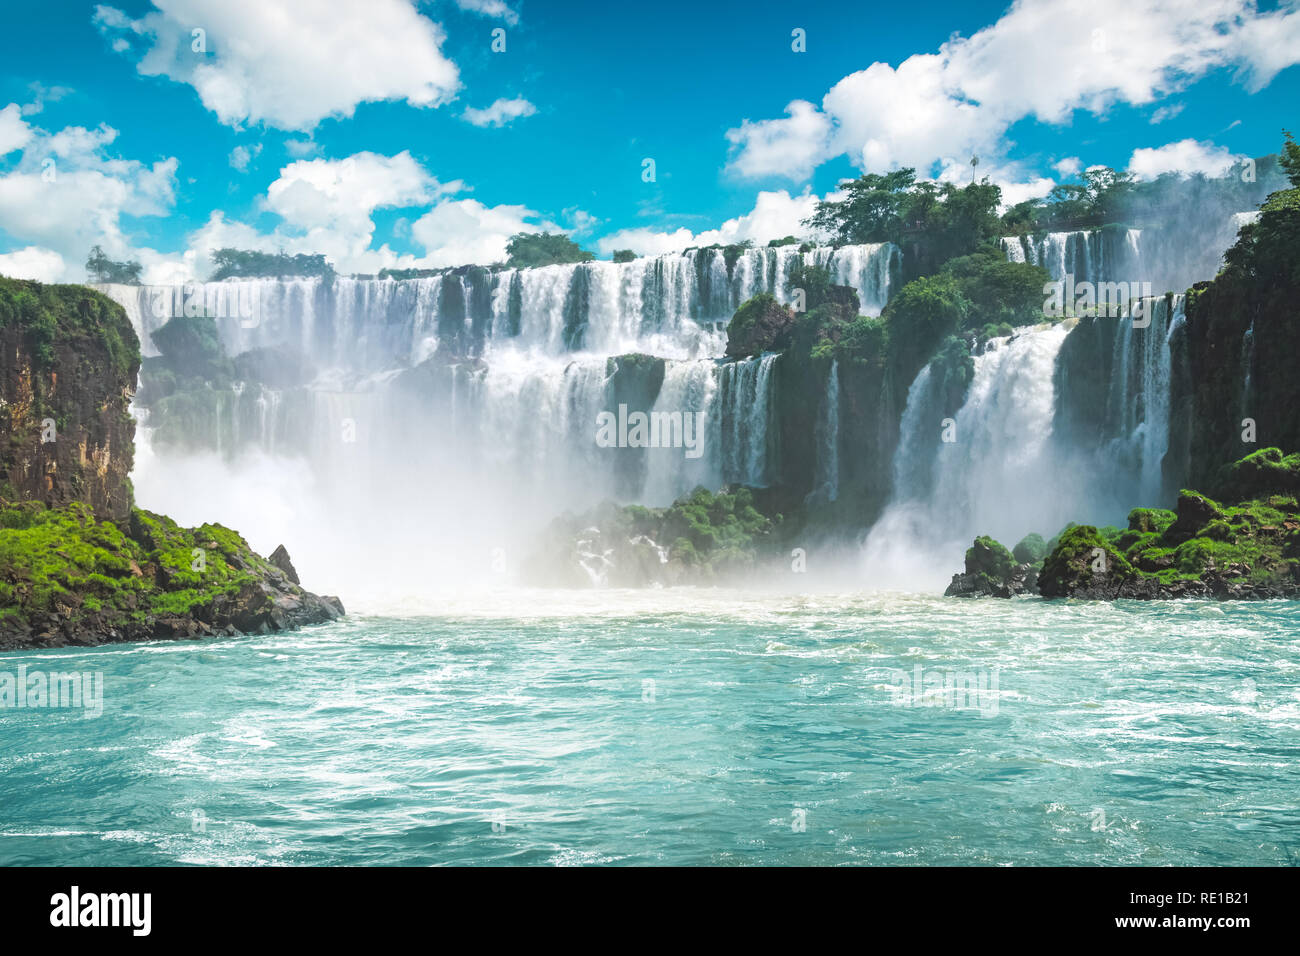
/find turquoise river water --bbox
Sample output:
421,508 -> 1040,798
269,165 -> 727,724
2,590 -> 1298,865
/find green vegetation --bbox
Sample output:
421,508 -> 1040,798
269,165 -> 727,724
964,535 -> 1016,591
1213,447 -> 1300,500
527,486 -> 782,586
85,245 -> 143,285
209,248 -> 335,281
612,249 -> 636,263
0,500 -> 276,634
653,486 -> 775,567
1003,153 -> 1286,233
1004,167 -> 1135,232
805,169 -> 1003,268
150,314 -> 228,379
378,267 -> 446,280
0,276 -> 137,379
1035,448 -> 1300,598
725,293 -> 795,357
1012,532 -> 1048,565
505,232 -> 594,269
785,260 -> 837,311
1037,525 -> 1135,595
1183,132 -> 1300,487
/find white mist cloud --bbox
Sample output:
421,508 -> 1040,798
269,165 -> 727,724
92,0 -> 461,131
726,0 -> 1300,181
462,97 -> 537,128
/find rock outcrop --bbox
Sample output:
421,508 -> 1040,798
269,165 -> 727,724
1034,452 -> 1300,600
0,279 -> 344,648
523,486 -> 780,587
0,505 -> 343,650
945,535 -> 1038,597
0,278 -> 139,523
725,293 -> 796,358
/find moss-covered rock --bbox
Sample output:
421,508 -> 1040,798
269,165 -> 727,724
944,535 -> 1037,597
0,278 -> 345,647
1212,446 -> 1300,501
0,500 -> 343,650
523,485 -> 780,587
1012,532 -> 1048,565
1037,525 -> 1140,598
1035,451 -> 1300,600
725,293 -> 796,358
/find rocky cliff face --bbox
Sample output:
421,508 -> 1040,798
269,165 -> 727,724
0,279 -> 344,649
1182,173 -> 1300,489
0,279 -> 139,524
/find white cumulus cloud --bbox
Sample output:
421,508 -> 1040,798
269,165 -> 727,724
596,190 -> 824,257
453,0 -> 519,25
1127,138 -> 1245,179
726,0 -> 1300,181
92,0 -> 461,131
0,107 -> 179,274
0,104 -> 33,155
0,246 -> 67,282
410,198 -> 560,267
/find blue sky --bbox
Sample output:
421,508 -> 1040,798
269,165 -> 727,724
0,0 -> 1297,282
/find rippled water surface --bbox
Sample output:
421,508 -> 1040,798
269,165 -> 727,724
3,591 -> 1298,865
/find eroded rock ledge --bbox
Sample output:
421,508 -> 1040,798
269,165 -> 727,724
0,503 -> 343,650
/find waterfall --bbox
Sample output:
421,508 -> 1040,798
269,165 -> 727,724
1098,295 -> 1184,505
717,353 -> 779,486
862,327 -> 1070,588
1003,215 -> 1262,294
642,359 -> 722,505
96,243 -> 898,598
1000,230 -> 1141,285
1240,321 -> 1255,416
104,242 -> 897,370
812,360 -> 839,502
1051,294 -> 1187,512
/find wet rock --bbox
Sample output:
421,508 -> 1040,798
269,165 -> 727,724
268,544 -> 300,585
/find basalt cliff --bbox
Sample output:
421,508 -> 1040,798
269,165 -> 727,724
0,278 -> 343,650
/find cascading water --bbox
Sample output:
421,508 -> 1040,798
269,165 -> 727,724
641,359 -> 721,505
1051,294 -> 1187,513
1002,213 -> 1263,295
812,360 -> 839,502
717,353 -> 779,487
862,326 -> 1071,588
101,242 -> 897,599
1001,229 -> 1142,285
1099,295 -> 1184,506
